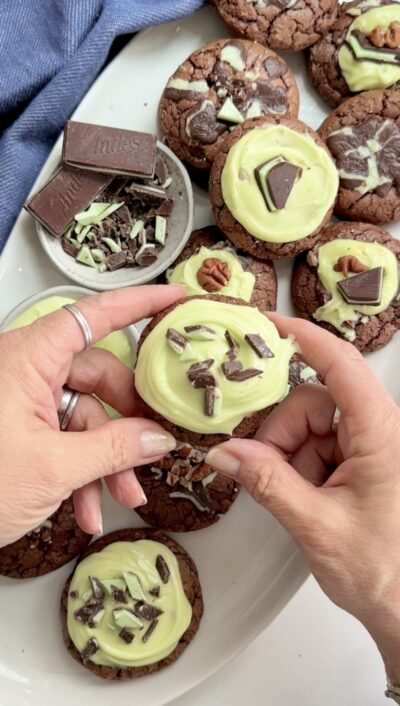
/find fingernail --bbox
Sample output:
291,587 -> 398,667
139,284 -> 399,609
139,487 -> 147,507
206,447 -> 241,477
140,430 -> 176,458
95,510 -> 103,537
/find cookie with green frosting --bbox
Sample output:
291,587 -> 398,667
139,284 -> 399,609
308,0 -> 400,107
291,221 -> 400,351
159,38 -> 299,172
61,528 -> 203,679
209,116 -> 338,260
0,498 -> 91,579
319,88 -> 400,224
134,443 -> 240,532
164,225 -> 277,312
134,294 -> 298,446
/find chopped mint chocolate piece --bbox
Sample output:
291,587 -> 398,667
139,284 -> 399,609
161,176 -> 172,189
101,236 -> 122,253
76,245 -> 97,268
69,590 -> 79,599
155,554 -> 170,584
88,608 -> 106,628
75,202 -> 108,226
149,586 -> 160,598
62,239 -> 79,258
217,98 -> 244,124
74,597 -> 104,625
225,330 -> 239,359
337,267 -> 383,305
166,328 -> 187,355
129,219 -> 145,240
184,325 -> 217,340
89,576 -> 105,600
82,589 -> 93,603
204,386 -> 222,417
119,627 -> 135,644
244,334 -> 275,359
98,262 -> 107,274
246,101 -> 263,119
133,601 -> 163,621
106,251 -> 128,271
188,359 -> 214,374
202,471 -> 217,487
135,243 -> 158,267
179,342 -> 196,362
123,571 -> 146,601
76,224 -> 91,243
142,619 -> 159,643
81,637 -> 99,663
113,608 -> 144,630
222,359 -> 243,378
101,579 -> 127,602
187,369 -> 216,389
227,368 -> 263,381
267,162 -> 302,210
166,78 -> 209,93
220,43 -> 245,71
91,248 -> 106,264
217,87 -> 228,98
155,215 -> 167,246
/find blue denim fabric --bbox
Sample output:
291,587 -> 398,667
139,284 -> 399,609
0,0 -> 204,251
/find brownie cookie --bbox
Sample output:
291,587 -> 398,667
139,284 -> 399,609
159,38 -> 299,172
0,498 -> 91,579
134,443 -> 240,532
209,116 -> 339,260
319,89 -> 400,224
134,294 -> 298,447
212,0 -> 339,53
308,0 -> 400,108
61,528 -> 203,679
291,221 -> 400,351
165,225 -> 277,312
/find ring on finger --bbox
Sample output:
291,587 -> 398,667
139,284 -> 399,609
58,387 -> 81,431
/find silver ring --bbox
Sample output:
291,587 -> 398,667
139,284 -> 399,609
58,387 -> 80,431
62,304 -> 93,351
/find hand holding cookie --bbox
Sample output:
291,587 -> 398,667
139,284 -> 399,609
0,285 -> 184,548
207,314 -> 400,685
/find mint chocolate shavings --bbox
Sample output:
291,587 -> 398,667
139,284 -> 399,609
222,359 -> 243,377
142,619 -> 159,644
227,368 -> 263,381
155,555 -> 170,584
205,387 -> 222,417
119,627 -> 135,644
89,576 -> 105,600
245,334 -> 274,358
184,325 -> 217,340
133,601 -> 163,621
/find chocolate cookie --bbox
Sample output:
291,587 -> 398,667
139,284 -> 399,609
134,294 -> 301,447
209,116 -> 339,260
212,0 -> 339,53
319,89 -> 400,224
134,443 -> 240,532
291,221 -> 400,351
308,0 -> 400,107
61,528 -> 203,679
159,38 -> 299,172
165,225 -> 277,311
0,498 -> 91,579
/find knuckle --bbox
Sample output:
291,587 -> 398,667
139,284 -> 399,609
249,461 -> 278,506
107,424 -> 132,473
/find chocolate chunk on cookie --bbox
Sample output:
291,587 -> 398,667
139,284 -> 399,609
0,498 -> 91,579
159,38 -> 299,171
212,0 -> 339,53
308,0 -> 400,107
60,528 -> 203,679
164,225 -> 277,312
209,116 -> 338,260
134,443 -> 240,532
319,89 -> 400,224
291,221 -> 400,351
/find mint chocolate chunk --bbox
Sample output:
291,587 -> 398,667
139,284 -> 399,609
119,627 -> 135,644
187,359 -> 214,374
225,330 -> 239,359
106,251 -> 128,271
149,586 -> 160,598
187,370 -> 216,389
135,244 -> 158,267
89,576 -> 105,600
142,619 -> 159,643
227,368 -> 263,381
222,359 -> 243,378
81,637 -> 99,663
74,597 -> 104,625
337,267 -> 383,305
204,386 -> 222,417
123,571 -> 146,601
113,608 -> 143,629
166,328 -> 187,355
155,554 -> 170,584
133,601 -> 163,621
267,162 -> 301,210
184,325 -> 217,340
245,334 -> 274,359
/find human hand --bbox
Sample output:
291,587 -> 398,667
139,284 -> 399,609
206,316 -> 400,686
0,285 -> 184,548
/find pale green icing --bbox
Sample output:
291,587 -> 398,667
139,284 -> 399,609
67,540 -> 192,667
221,125 -> 338,244
314,239 -> 399,341
167,246 -> 255,301
135,299 -> 297,434
338,6 -> 400,92
220,44 -> 245,71
346,0 -> 381,16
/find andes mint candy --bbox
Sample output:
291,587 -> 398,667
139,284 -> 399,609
155,554 -> 170,584
244,334 -> 274,358
337,267 -> 383,305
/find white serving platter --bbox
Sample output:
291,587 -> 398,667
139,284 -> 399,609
0,6 -> 398,706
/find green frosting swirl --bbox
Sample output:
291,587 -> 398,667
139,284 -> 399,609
167,246 -> 255,300
338,5 -> 400,92
314,239 -> 399,341
135,299 -> 297,434
221,125 -> 338,244
67,540 -> 192,667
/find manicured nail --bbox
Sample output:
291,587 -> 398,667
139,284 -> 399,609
139,487 -> 148,507
140,430 -> 176,458
206,447 -> 241,477
95,510 -> 103,537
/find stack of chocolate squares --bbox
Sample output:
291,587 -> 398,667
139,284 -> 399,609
25,121 -> 175,272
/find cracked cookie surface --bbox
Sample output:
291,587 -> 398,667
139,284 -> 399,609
212,0 -> 339,52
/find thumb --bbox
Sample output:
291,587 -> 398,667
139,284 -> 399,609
206,438 -> 327,546
52,418 -> 176,488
